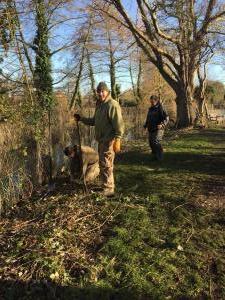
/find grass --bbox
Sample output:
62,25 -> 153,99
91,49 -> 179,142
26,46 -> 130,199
0,128 -> 225,299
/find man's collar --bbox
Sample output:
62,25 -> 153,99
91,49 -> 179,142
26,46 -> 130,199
152,102 -> 160,108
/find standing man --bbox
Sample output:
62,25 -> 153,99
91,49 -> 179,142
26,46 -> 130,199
144,95 -> 169,161
74,82 -> 124,196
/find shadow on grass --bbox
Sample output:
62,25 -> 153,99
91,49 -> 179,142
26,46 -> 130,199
115,147 -> 225,197
116,150 -> 225,176
0,280 -> 149,300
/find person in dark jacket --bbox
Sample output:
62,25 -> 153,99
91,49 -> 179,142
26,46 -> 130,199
144,95 -> 169,161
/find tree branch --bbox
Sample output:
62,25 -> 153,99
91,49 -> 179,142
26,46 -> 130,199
50,41 -> 77,56
111,0 -> 180,74
197,0 -> 225,38
148,3 -> 179,44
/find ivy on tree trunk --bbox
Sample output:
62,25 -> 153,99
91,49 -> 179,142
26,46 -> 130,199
34,0 -> 53,112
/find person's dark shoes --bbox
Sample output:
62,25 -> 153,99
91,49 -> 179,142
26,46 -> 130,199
156,149 -> 163,161
156,154 -> 163,161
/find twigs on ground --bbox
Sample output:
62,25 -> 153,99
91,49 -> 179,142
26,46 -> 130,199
0,187 -> 118,284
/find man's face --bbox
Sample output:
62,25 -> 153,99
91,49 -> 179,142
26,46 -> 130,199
150,98 -> 158,106
68,151 -> 75,158
64,147 -> 75,158
97,89 -> 109,102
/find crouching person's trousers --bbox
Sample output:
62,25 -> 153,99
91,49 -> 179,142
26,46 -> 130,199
85,162 -> 100,183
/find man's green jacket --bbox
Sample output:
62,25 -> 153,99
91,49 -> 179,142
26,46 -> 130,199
81,95 -> 124,143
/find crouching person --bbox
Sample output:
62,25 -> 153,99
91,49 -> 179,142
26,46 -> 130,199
64,145 -> 99,183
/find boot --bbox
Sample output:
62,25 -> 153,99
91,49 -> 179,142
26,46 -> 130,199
102,188 -> 115,197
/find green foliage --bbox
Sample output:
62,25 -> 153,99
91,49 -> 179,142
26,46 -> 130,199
0,93 -> 14,120
0,2 -> 18,52
206,80 -> 225,105
195,81 -> 225,105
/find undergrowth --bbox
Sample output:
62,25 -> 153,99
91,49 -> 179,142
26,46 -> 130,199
0,128 -> 225,299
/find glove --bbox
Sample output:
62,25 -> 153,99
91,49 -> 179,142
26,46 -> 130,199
74,113 -> 81,122
113,138 -> 121,153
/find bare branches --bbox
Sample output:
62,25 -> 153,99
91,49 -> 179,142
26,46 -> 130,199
70,22 -> 92,109
197,0 -> 225,38
149,5 -> 179,45
50,41 -> 77,56
109,0 -> 180,73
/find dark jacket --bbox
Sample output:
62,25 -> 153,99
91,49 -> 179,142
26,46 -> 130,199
144,102 -> 169,132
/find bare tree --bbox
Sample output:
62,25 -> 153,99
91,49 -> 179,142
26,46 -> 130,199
95,0 -> 225,127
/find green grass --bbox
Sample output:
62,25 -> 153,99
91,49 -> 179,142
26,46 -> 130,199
1,128 -> 225,299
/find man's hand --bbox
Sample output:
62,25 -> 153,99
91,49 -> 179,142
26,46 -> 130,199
157,124 -> 163,129
113,138 -> 121,153
74,113 -> 81,122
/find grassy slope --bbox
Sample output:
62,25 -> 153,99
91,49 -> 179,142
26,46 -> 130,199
0,128 -> 225,300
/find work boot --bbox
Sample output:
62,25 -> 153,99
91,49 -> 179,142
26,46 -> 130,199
91,186 -> 104,192
102,188 -> 115,197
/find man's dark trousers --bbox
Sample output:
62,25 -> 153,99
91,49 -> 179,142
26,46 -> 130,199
148,129 -> 164,160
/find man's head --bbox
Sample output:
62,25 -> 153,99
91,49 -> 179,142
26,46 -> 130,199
96,81 -> 110,102
149,95 -> 159,106
64,145 -> 77,158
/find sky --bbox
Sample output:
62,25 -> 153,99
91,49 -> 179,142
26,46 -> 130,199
207,64 -> 225,84
1,0 -> 225,94
50,0 -> 225,92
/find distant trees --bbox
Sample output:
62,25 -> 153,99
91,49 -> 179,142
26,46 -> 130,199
193,78 -> 225,124
67,7 -> 132,108
203,81 -> 225,106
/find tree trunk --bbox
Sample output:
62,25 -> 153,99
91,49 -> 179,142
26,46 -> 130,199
86,48 -> 98,102
110,54 -> 117,100
26,136 -> 42,185
204,102 -> 209,120
136,57 -> 142,103
107,27 -> 117,100
175,88 -> 193,128
195,96 -> 209,126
